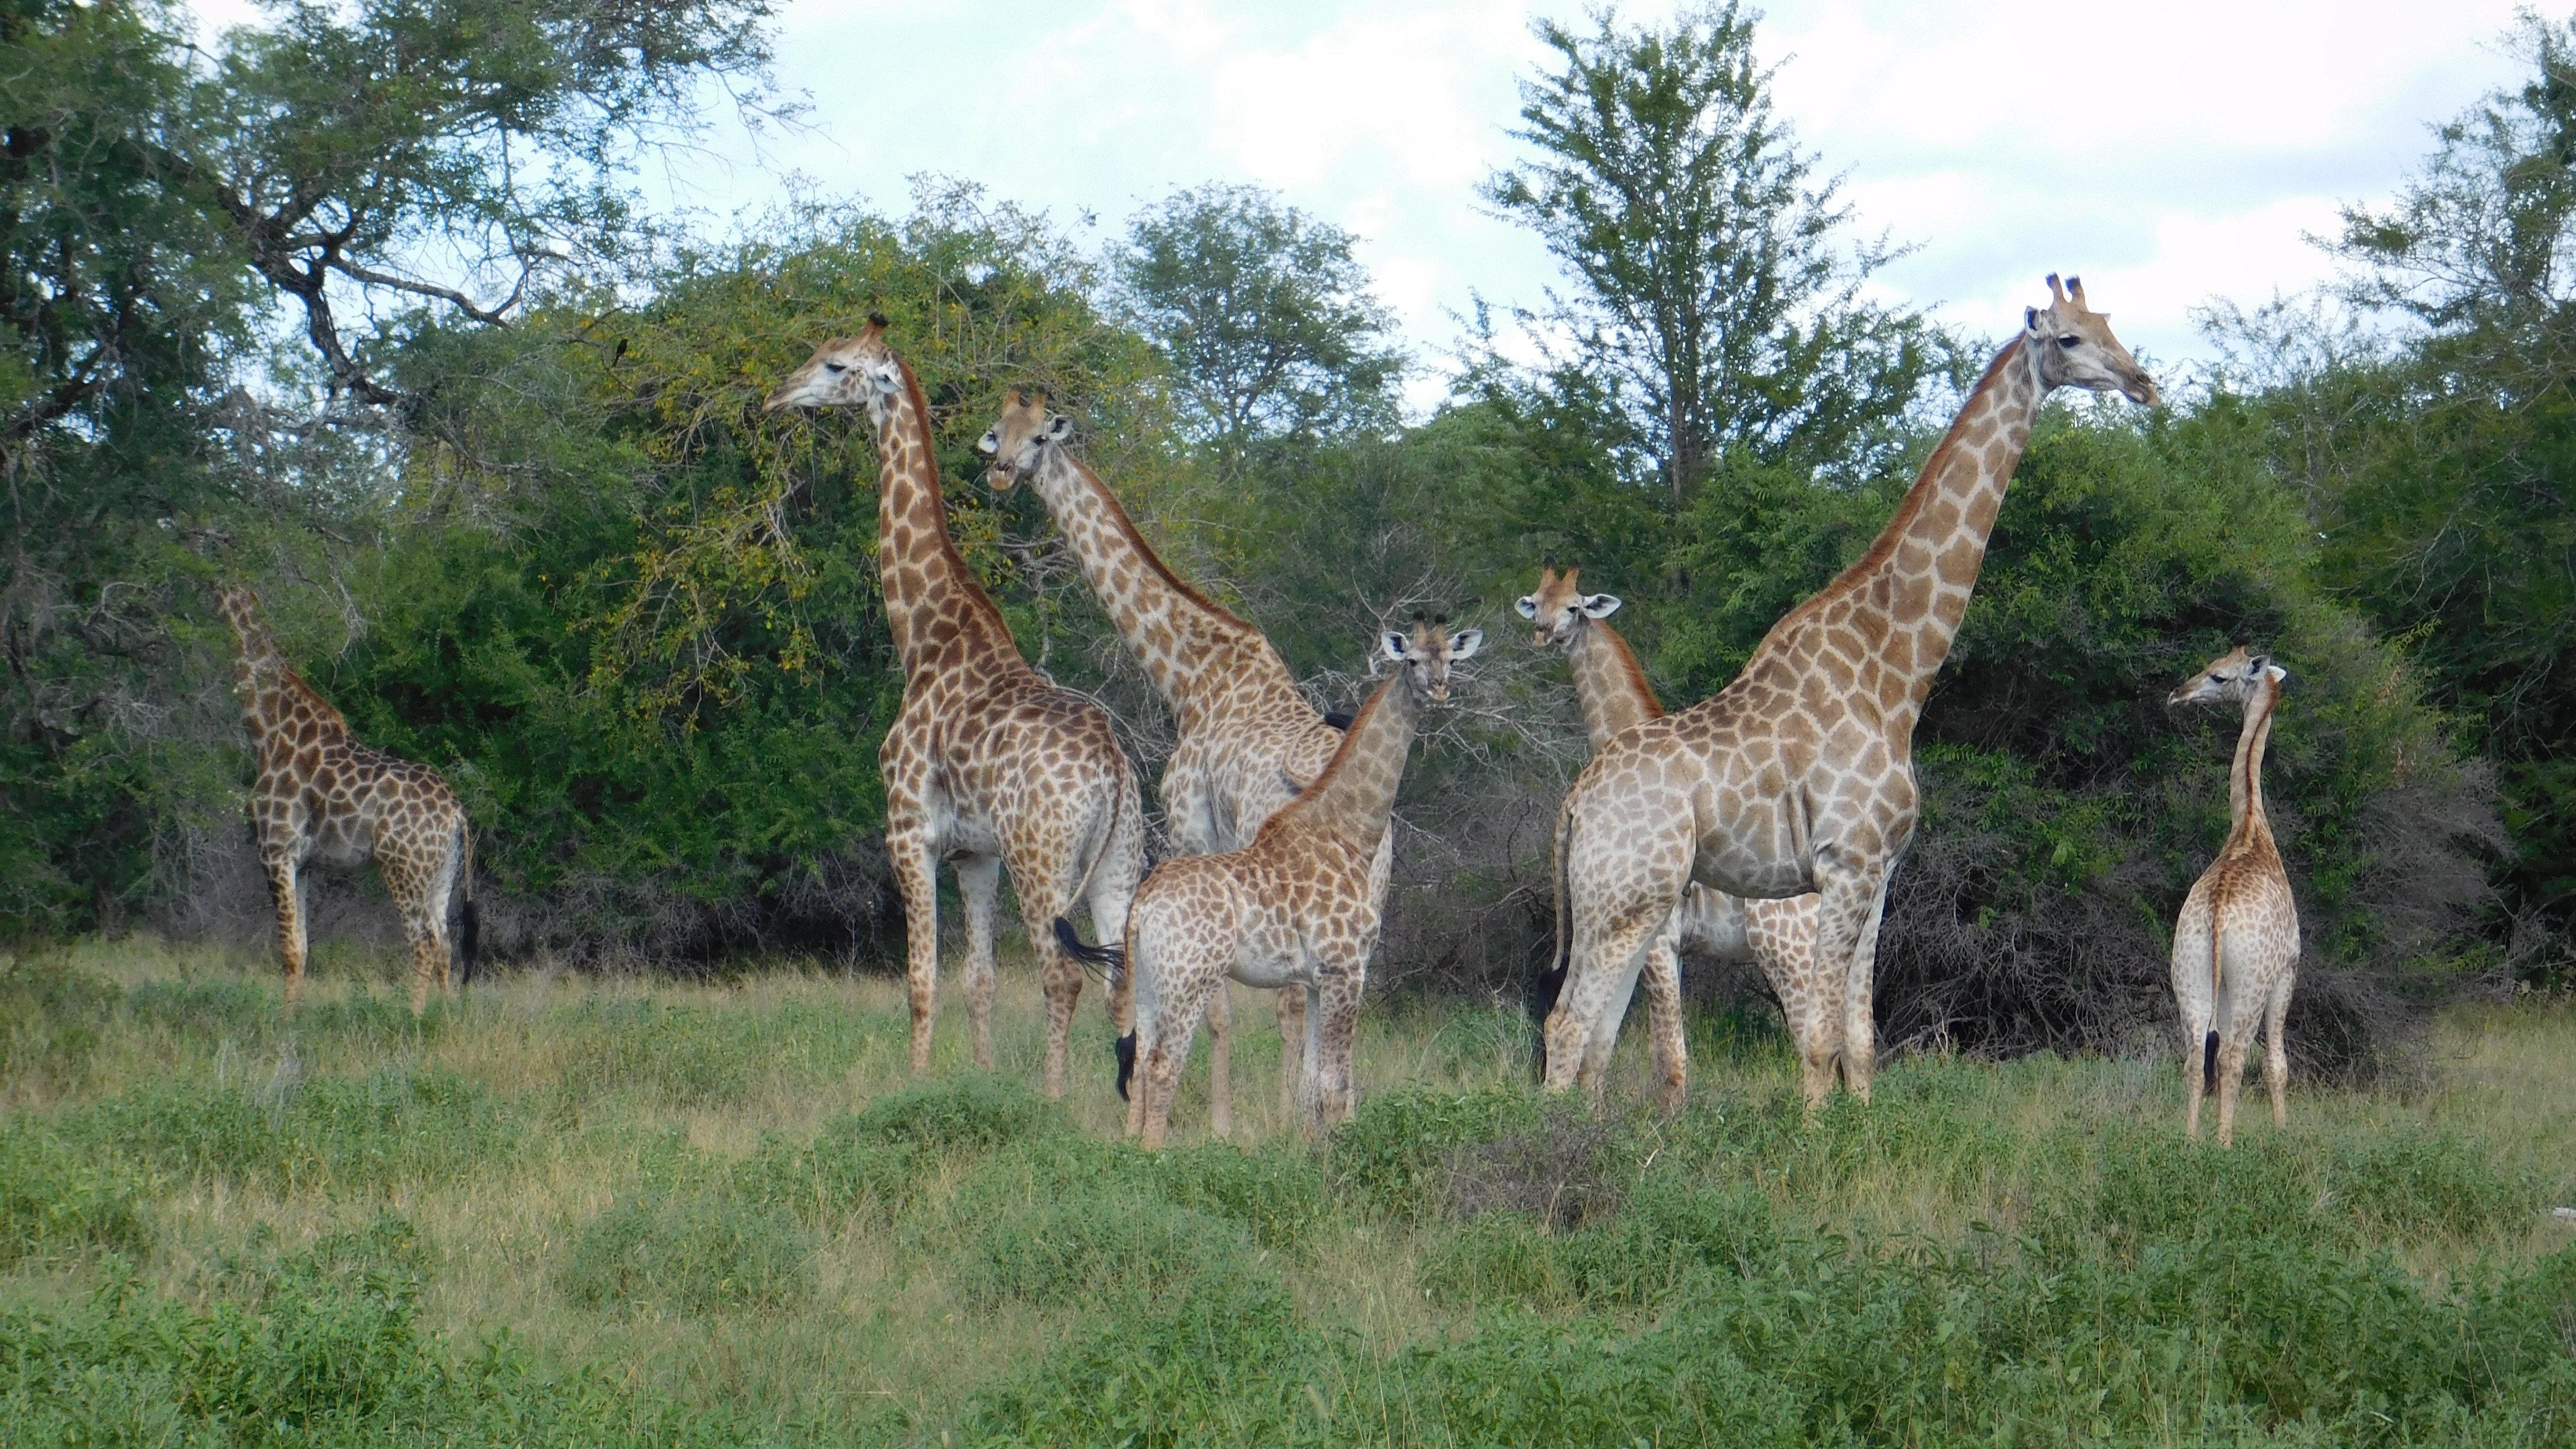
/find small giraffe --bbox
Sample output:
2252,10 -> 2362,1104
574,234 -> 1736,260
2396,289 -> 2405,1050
1517,566 -> 1827,1107
1543,276 -> 2157,1101
2167,646 -> 2300,1146
765,320 -> 1144,1097
216,588 -> 477,1014
1059,615 -> 1481,1147
978,390 -> 1377,1134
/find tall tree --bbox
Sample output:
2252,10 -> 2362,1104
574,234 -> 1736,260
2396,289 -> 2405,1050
2254,14 -> 2576,937
1484,1 -> 1944,511
1114,184 -> 1404,481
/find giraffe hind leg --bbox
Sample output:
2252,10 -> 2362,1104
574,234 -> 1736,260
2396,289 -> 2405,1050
956,855 -> 1005,1077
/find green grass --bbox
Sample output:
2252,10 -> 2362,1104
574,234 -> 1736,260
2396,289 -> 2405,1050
2,938 -> 2573,1446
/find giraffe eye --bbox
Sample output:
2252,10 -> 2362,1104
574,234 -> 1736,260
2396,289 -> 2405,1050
2057,335 -> 2079,348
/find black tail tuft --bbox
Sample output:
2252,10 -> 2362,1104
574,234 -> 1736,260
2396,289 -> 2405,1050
2202,1030 -> 2219,1093
1114,1032 -> 1137,1101
1052,916 -> 1124,982
458,897 -> 482,987
1527,964 -> 1566,1082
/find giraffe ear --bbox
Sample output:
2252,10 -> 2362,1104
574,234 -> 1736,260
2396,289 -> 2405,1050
2025,305 -> 2042,333
1382,631 -> 1410,663
1514,595 -> 1540,620
975,428 -> 1000,457
1580,593 -> 1622,619
1447,628 -> 1484,660
1044,414 -> 1073,443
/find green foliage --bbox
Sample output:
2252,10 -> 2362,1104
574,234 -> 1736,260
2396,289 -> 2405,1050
0,954 -> 119,1095
70,1063 -> 520,1193
1327,1085 -> 1545,1222
1483,1 -> 1950,508
954,1191 -> 1256,1313
561,1192 -> 813,1316
735,1073 -> 1065,1222
0,1120 -> 153,1268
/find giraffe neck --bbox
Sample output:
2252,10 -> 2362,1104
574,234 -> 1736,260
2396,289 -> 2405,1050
873,367 -> 1029,685
1776,335 -> 2046,730
1025,445 -> 1294,722
2227,673 -> 2281,853
1275,673 -> 1423,848
223,607 -> 347,749
1565,618 -> 1664,749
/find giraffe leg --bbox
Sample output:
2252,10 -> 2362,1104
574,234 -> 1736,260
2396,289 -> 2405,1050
1308,961 -> 1366,1135
1206,984 -> 1233,1139
2265,968 -> 2294,1130
955,855 -> 1003,1075
1641,927 -> 1688,1114
1835,874 -> 1892,1104
267,855 -> 309,1010
887,827 -> 941,1075
386,860 -> 445,1017
1275,987 -> 1305,1125
1546,907 -> 1665,1094
1141,967 -> 1214,1152
2215,1033 -> 2249,1148
1579,923 -> 1658,1098
2184,1041 -> 2208,1142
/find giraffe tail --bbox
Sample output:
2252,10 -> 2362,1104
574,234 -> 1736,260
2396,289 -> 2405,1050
457,823 -> 481,987
1054,917 -> 1137,1100
2203,897 -> 2227,1095
1528,794 -> 1575,1079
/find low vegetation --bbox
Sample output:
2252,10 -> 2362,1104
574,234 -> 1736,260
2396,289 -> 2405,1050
3,940 -> 2570,1446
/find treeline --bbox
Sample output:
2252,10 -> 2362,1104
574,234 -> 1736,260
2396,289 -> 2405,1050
4,1 -> 2567,1056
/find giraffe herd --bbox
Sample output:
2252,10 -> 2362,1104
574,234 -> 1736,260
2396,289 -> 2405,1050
214,277 -> 2310,1146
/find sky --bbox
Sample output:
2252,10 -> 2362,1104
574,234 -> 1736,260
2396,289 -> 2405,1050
186,0 -> 2534,406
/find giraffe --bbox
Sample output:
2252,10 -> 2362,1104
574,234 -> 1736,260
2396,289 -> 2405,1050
1057,615 -> 1481,1147
764,319 -> 1144,1098
1517,565 -> 1829,1108
978,390 -> 1382,1133
1542,275 -> 2158,1101
216,588 -> 477,1015
2167,646 -> 2299,1146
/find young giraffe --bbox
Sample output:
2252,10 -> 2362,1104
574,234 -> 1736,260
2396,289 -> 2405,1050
216,588 -> 477,1014
1543,276 -> 2158,1100
1517,566 -> 1827,1108
978,391 -> 1377,1133
764,319 -> 1144,1097
2167,646 -> 2300,1146
1059,615 -> 1481,1147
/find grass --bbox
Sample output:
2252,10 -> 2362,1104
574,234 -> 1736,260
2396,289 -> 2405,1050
2,935 -> 2573,1445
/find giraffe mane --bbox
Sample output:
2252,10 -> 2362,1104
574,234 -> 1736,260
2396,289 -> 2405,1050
891,352 -> 1019,648
1054,446 -> 1259,640
1258,678 -> 1390,839
1596,622 -> 1665,721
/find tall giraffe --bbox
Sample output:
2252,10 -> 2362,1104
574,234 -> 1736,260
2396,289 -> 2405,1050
765,320 -> 1144,1097
1058,614 -> 1481,1147
1517,566 -> 1827,1107
1543,276 -> 2157,1100
216,588 -> 477,1014
978,390 -> 1381,1131
2167,646 -> 2299,1146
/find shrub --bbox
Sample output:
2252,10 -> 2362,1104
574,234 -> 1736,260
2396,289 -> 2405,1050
849,1072 -> 1062,1154
1558,1172 -> 1778,1308
1146,1141 -> 1333,1252
0,1121 -> 152,1267
0,954 -> 119,1096
2327,1128 -> 2535,1242
1328,1086 -> 1543,1221
561,1192 -> 814,1317
735,1074 -> 1067,1223
953,1191 -> 1256,1313
1418,1211 -> 1565,1309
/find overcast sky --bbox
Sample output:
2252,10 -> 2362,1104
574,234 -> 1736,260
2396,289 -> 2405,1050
191,0 -> 2534,402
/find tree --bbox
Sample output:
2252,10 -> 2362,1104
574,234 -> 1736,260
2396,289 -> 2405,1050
1484,2 -> 1947,511
1113,184 -> 1404,480
2238,14 -> 2576,938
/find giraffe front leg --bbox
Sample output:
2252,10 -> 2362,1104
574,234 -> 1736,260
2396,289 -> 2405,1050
956,856 -> 1003,1076
267,855 -> 309,1010
387,863 -> 446,1017
1275,987 -> 1305,1124
1805,855 -> 1889,1107
886,828 -> 941,1075
1206,985 -> 1233,1139
1546,907 -> 1663,1095
1835,873 -> 1892,1104
1641,930 -> 1688,1114
1308,963 -> 1367,1136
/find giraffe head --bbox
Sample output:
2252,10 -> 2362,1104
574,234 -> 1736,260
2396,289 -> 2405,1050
763,314 -> 907,424
215,586 -> 280,664
2168,645 -> 2285,709
1515,565 -> 1621,649
976,389 -> 1072,491
1379,612 -> 1483,702
2024,274 -> 2159,406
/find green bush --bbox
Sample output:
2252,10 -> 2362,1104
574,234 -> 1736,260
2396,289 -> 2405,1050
1147,1141 -> 1333,1252
0,955 -> 119,1094
1328,1086 -> 1544,1221
0,1121 -> 152,1267
735,1073 -> 1066,1223
560,1192 -> 814,1317
849,1072 -> 1063,1155
1418,1211 -> 1565,1309
2327,1128 -> 2536,1242
954,1191 -> 1256,1313
71,1063 -> 520,1193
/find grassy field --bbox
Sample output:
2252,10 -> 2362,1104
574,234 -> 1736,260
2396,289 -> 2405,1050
3,936 -> 2572,1446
